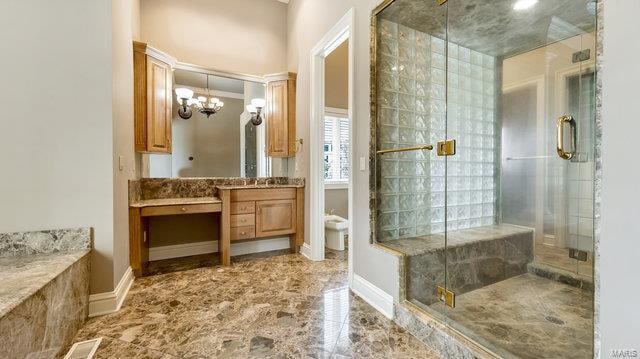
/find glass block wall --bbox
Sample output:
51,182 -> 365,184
376,19 -> 497,242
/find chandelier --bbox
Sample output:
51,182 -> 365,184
174,74 -> 224,119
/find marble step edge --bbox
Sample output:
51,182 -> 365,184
393,299 -> 501,359
527,262 -> 594,292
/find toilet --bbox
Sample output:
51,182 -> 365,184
325,214 -> 348,251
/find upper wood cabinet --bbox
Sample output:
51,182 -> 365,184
133,41 -> 175,153
266,72 -> 297,157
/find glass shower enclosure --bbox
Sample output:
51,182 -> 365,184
372,0 -> 596,357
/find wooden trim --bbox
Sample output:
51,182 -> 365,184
133,49 -> 147,152
230,188 -> 296,202
220,189 -> 231,265
287,75 -> 297,156
264,71 -> 297,82
129,208 -> 147,277
133,41 -> 176,67
140,203 -> 221,217
295,187 -> 305,247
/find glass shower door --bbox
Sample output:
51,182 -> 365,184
441,0 -> 596,357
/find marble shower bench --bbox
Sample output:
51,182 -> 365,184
0,228 -> 92,359
380,224 -> 534,305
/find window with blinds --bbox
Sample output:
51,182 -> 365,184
324,114 -> 349,183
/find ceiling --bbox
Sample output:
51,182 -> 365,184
379,0 -> 596,58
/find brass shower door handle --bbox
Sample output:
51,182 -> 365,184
556,114 -> 576,160
377,144 -> 433,155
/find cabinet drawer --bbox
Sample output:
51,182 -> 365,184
230,201 -> 255,214
231,188 -> 296,202
140,203 -> 221,217
231,214 -> 255,227
231,226 -> 255,241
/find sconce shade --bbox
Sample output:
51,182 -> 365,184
247,104 -> 257,114
251,98 -> 266,109
175,87 -> 194,100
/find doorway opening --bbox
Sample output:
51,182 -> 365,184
308,8 -> 354,283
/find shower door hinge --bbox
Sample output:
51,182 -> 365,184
437,0 -> 448,5
437,139 -> 456,156
436,285 -> 456,308
569,248 -> 589,262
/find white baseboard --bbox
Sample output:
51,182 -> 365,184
148,237 -> 291,261
350,273 -> 394,319
300,243 -> 312,260
89,267 -> 134,317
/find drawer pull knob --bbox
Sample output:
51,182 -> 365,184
241,219 -> 246,222
240,232 -> 246,235
181,207 -> 187,212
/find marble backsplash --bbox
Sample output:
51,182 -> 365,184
0,228 -> 92,258
130,177 -> 305,202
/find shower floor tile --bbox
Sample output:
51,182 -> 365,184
431,273 -> 592,359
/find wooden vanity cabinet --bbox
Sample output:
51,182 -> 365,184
133,41 -> 175,153
220,187 -> 304,265
266,73 -> 297,157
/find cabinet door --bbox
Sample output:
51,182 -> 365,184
267,80 -> 289,157
146,56 -> 172,153
255,199 -> 296,237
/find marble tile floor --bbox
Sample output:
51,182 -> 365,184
68,249 -> 438,358
429,274 -> 593,359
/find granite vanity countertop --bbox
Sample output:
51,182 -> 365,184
129,197 -> 222,208
216,183 -> 304,190
0,249 -> 90,317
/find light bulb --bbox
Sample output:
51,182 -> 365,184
197,96 -> 207,103
247,105 -> 257,114
513,0 -> 537,10
218,101 -> 224,107
251,98 -> 266,109
175,87 -> 193,100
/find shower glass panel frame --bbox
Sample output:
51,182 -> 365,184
371,0 -> 597,358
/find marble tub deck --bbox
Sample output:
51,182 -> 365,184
428,273 -> 593,359
0,249 -> 90,317
69,249 -> 439,358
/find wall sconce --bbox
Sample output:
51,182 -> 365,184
247,98 -> 266,126
175,87 -> 194,119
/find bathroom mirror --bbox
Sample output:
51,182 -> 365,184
145,67 -> 289,178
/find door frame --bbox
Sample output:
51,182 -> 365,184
308,8 -> 355,281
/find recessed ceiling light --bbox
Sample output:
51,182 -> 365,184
513,0 -> 538,10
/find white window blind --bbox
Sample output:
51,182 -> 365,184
324,114 -> 349,183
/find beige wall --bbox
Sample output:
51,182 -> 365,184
0,0 -> 116,293
112,0 -> 139,289
325,188 -> 348,219
140,0 -> 287,75
325,40 -> 349,109
287,0 -> 401,298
